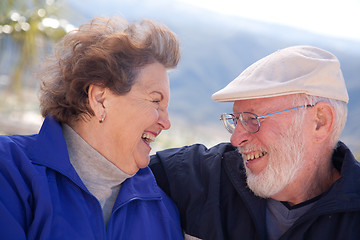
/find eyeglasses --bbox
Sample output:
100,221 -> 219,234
220,104 -> 314,134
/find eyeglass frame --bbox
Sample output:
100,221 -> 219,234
220,104 -> 314,134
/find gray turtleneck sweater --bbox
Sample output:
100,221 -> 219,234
62,124 -> 133,227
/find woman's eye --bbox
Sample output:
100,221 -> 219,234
152,100 -> 160,103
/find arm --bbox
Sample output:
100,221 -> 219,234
0,136 -> 34,239
0,159 -> 30,239
149,151 -> 171,196
149,143 -> 236,239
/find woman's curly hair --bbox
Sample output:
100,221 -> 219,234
38,16 -> 181,123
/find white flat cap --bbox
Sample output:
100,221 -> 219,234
212,45 -> 349,103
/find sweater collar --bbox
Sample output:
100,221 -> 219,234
62,123 -> 132,189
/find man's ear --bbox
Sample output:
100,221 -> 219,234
88,84 -> 106,120
312,102 -> 335,143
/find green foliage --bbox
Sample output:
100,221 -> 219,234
0,0 -> 74,104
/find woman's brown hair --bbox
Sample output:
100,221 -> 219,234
39,17 -> 180,123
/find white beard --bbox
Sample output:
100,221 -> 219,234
240,122 -> 305,198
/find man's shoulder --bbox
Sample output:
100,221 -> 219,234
149,142 -> 238,200
151,142 -> 236,164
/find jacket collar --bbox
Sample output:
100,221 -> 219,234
333,141 -> 360,181
223,149 -> 268,240
27,116 -> 91,191
114,167 -> 162,209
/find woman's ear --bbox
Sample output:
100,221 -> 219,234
312,102 -> 335,143
88,84 -> 106,122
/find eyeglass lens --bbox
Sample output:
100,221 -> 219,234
220,114 -> 236,133
240,113 -> 260,133
221,113 -> 260,134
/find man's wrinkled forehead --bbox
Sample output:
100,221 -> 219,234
232,95 -> 293,113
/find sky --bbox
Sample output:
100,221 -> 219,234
178,0 -> 360,41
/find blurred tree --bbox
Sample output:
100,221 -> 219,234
0,0 -> 75,107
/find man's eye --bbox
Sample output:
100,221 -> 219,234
152,100 -> 160,103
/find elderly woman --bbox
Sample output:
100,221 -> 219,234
0,17 -> 182,239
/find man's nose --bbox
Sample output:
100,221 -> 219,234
230,123 -> 250,147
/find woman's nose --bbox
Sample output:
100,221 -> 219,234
158,109 -> 171,130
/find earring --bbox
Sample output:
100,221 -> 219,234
99,114 -> 105,123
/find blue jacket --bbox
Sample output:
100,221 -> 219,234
0,116 -> 183,240
150,142 -> 360,240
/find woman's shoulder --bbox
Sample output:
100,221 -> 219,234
0,134 -> 35,157
0,134 -> 36,157
0,134 -> 39,180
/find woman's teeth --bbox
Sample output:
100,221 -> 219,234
141,133 -> 155,143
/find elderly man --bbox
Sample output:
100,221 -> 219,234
150,46 -> 360,240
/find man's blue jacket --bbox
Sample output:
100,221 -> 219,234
0,116 -> 183,239
150,142 -> 360,240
